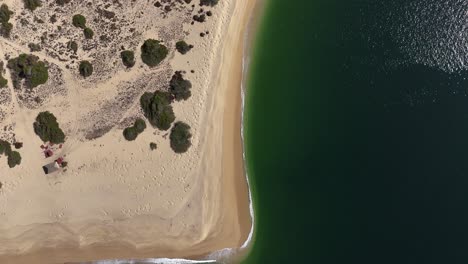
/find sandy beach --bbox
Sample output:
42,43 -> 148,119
0,0 -> 256,263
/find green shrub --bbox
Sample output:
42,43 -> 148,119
23,0 -> 42,11
170,121 -> 192,153
7,54 -> 48,88
0,22 -> 12,38
0,75 -> 7,88
200,0 -> 219,6
83,27 -> 94,39
175,41 -> 193,55
141,39 -> 168,67
123,126 -> 138,141
169,71 -> 192,101
120,50 -> 135,68
140,91 -> 175,131
0,4 -> 13,23
79,60 -> 93,78
33,111 -> 65,144
72,14 -> 86,28
150,142 -> 157,150
134,118 -> 146,133
7,151 -> 21,168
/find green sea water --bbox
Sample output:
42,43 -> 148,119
242,0 -> 468,263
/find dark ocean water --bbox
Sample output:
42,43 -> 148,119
242,0 -> 468,263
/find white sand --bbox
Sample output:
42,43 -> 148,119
0,0 -> 256,262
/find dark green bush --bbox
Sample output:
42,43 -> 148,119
23,0 -> 42,11
0,75 -> 7,88
170,121 -> 192,153
141,39 -> 168,67
140,91 -> 175,131
120,50 -> 135,68
150,142 -> 157,150
79,60 -> 93,78
123,126 -> 138,141
83,27 -> 94,39
0,140 -> 11,156
200,0 -> 219,6
0,22 -> 12,38
7,151 -> 21,168
134,118 -> 146,133
7,54 -> 48,88
0,4 -> 13,23
33,111 -> 65,144
72,14 -> 86,28
175,41 -> 193,55
169,71 -> 192,101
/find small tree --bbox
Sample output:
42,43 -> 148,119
79,60 -> 93,78
175,41 -> 193,55
141,39 -> 168,67
140,91 -> 175,131
72,14 -> 86,29
7,151 -> 21,168
7,54 -> 48,88
0,4 -> 13,24
170,121 -> 192,153
33,111 -> 65,144
120,50 -> 135,68
23,0 -> 42,11
83,27 -> 94,39
169,71 -> 192,101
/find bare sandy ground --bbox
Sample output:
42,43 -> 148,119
0,0 -> 256,263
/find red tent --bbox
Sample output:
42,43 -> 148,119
44,149 -> 53,158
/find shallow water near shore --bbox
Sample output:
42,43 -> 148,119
243,0 -> 468,263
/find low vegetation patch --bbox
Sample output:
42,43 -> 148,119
7,54 -> 48,88
200,0 -> 219,7
140,91 -> 175,131
33,111 -> 65,144
150,142 -> 157,151
169,71 -> 192,101
67,40 -> 78,53
83,27 -> 94,39
123,118 -> 146,141
170,121 -> 192,153
141,39 -> 168,67
175,41 -> 193,55
0,4 -> 13,38
0,62 -> 8,88
120,50 -> 135,68
23,0 -> 42,11
79,60 -> 93,78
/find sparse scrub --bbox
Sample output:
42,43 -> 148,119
23,0 -> 42,11
170,121 -> 192,153
141,39 -> 168,67
67,41 -> 78,53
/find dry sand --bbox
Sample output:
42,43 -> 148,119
0,0 -> 256,263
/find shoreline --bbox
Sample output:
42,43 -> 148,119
0,0 -> 260,263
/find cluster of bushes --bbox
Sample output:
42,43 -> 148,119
120,50 -> 135,68
176,41 -> 193,54
140,91 -> 175,130
23,0 -> 42,11
7,54 -> 48,88
170,122 -> 192,153
0,4 -> 13,38
0,140 -> 21,168
72,14 -> 93,39
200,0 -> 219,7
169,71 -> 192,101
141,39 -> 168,67
79,60 -> 93,78
0,62 -> 8,88
33,111 -> 65,144
123,118 -> 146,141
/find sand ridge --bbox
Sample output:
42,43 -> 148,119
0,0 -> 256,263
